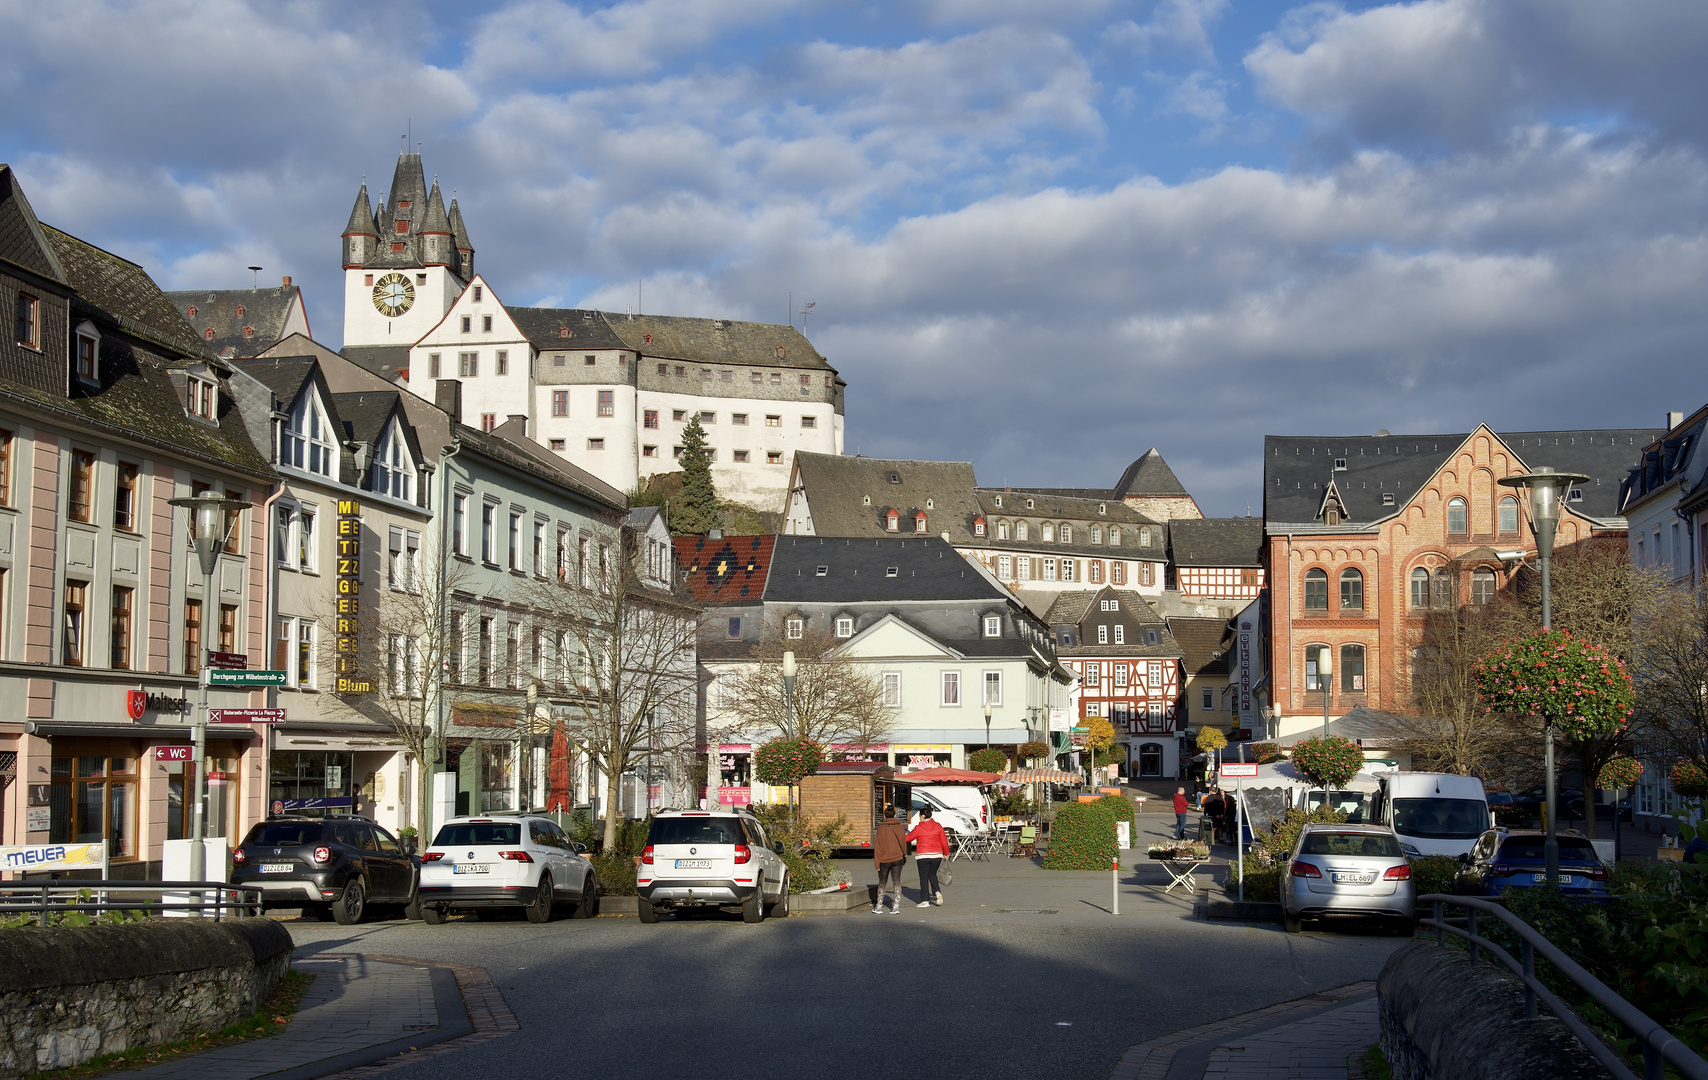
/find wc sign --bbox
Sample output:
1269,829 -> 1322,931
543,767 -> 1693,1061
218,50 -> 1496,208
154,746 -> 194,762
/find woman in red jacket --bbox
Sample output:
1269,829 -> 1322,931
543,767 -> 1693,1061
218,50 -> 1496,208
905,807 -> 951,907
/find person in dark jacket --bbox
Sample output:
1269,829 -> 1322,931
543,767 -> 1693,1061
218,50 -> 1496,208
872,807 -> 908,913
1203,789 -> 1226,845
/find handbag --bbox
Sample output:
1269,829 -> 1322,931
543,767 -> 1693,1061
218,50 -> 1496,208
939,866 -> 953,887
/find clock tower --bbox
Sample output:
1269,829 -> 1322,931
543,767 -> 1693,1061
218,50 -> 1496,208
341,151 -> 474,351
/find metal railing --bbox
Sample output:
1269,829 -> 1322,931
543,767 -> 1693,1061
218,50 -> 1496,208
0,880 -> 264,924
1420,893 -> 1708,1080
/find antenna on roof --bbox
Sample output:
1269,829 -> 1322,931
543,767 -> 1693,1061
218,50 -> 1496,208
247,265 -> 262,288
798,300 -> 815,334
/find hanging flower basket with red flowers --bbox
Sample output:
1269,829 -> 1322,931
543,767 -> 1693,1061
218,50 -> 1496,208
753,737 -> 826,789
1290,735 -> 1365,790
1474,629 -> 1634,738
1671,760 -> 1708,801
1597,756 -> 1644,791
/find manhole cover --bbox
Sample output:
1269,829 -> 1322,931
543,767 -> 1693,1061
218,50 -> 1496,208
993,909 -> 1059,914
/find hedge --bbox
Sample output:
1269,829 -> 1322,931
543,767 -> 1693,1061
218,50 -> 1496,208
1043,800 -> 1120,870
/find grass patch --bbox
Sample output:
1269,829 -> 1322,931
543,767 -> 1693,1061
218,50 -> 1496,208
1357,1043 -> 1393,1080
26,968 -> 315,1079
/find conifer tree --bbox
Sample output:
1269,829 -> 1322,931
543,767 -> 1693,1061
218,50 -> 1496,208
672,414 -> 719,535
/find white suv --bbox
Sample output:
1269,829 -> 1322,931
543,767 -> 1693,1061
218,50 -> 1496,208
418,814 -> 599,925
637,809 -> 790,923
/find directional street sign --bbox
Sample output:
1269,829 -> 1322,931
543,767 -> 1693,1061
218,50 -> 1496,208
207,669 -> 287,687
1220,762 -> 1259,779
209,708 -> 286,724
208,651 -> 249,669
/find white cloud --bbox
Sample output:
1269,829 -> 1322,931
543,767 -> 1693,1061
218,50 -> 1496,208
1105,0 -> 1229,59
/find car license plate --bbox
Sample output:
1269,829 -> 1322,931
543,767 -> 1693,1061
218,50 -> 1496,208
1331,872 -> 1373,884
454,863 -> 490,875
259,863 -> 293,874
1533,873 -> 1548,883
675,859 -> 711,869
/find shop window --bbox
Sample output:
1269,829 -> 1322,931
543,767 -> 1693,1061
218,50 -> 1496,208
269,750 -> 354,816
48,753 -> 139,857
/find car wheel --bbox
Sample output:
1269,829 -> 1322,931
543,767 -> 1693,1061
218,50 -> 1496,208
526,874 -> 555,924
742,876 -> 765,923
1282,902 -> 1302,933
422,905 -> 446,925
403,889 -> 423,921
571,876 -> 599,919
637,897 -> 658,924
766,873 -> 790,918
331,879 -> 367,925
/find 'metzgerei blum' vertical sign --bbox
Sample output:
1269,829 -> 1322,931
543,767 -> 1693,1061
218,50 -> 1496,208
336,500 -> 373,693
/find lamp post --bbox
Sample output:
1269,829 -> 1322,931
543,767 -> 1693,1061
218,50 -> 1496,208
168,491 -> 251,885
1317,647 -> 1333,739
1499,467 -> 1590,886
984,700 -> 993,758
782,650 -> 796,827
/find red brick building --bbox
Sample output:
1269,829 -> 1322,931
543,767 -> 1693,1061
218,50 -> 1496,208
1263,425 -> 1656,726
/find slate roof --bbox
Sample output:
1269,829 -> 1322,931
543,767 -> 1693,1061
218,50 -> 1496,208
0,164 -> 68,286
1264,428 -> 1663,528
1622,407 -> 1708,515
343,183 -> 378,238
509,307 -> 632,351
0,226 -> 270,477
763,536 -> 1007,604
165,285 -> 304,358
974,489 -> 1166,558
1116,448 -> 1190,497
235,355 -> 317,404
604,313 -> 830,371
1167,617 -> 1233,676
480,417 -> 628,512
1169,517 -> 1264,568
1041,588 -> 1183,659
674,535 -> 776,604
341,344 -> 411,380
793,452 -> 984,542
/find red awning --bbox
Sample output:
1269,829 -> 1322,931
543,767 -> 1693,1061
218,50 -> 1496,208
896,767 -> 1001,784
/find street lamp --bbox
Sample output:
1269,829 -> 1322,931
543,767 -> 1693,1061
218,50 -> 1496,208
168,491 -> 251,885
782,650 -> 797,828
1499,466 -> 1590,886
984,699 -> 993,757
1317,646 -> 1333,739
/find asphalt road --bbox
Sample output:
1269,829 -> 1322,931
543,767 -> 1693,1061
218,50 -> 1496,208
285,904 -> 1404,1080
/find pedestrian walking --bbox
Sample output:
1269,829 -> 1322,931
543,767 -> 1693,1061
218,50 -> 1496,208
872,806 -> 908,914
905,807 -> 951,907
1173,787 -> 1190,840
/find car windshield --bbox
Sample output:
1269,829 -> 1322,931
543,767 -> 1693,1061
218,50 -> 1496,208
1391,798 -> 1490,839
647,818 -> 744,846
245,822 -> 322,846
1303,790 -> 1373,823
433,822 -> 522,846
1498,837 -> 1599,861
1299,832 -> 1402,858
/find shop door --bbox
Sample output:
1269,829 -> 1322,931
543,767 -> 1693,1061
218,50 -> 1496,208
1139,743 -> 1163,778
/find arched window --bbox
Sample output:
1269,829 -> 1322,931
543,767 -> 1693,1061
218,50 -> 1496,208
1447,497 -> 1468,534
1410,568 -> 1430,609
1340,644 -> 1365,692
997,521 -> 1009,540
1108,527 -> 1121,545
1432,568 -> 1454,608
1041,523 -> 1054,542
1339,568 -> 1363,611
1304,644 -> 1329,691
1304,568 -> 1328,610
1139,527 -> 1152,546
1498,496 -> 1519,534
1471,569 -> 1496,606
1016,522 -> 1029,541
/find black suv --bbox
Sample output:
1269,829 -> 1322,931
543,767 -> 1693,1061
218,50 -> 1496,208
231,816 -> 420,924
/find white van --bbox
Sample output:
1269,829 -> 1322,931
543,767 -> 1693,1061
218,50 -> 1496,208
1373,773 -> 1490,858
912,785 -> 993,834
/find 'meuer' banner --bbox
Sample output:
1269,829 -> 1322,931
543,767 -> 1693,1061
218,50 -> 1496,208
1,842 -> 106,871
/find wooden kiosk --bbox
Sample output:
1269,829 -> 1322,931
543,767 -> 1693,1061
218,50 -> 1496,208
799,761 -> 912,854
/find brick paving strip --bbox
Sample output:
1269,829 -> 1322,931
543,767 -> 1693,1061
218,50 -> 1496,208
122,951 -> 514,1080
1108,981 -> 1376,1080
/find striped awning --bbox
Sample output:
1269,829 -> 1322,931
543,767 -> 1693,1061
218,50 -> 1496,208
1002,768 -> 1083,784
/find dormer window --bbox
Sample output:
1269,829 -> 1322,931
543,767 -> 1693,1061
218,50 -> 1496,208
1041,523 -> 1054,542
1061,524 -> 1072,543
282,390 -> 335,477
1098,503 -> 1106,515
835,616 -> 854,638
1026,498 -> 1035,509
925,499 -> 934,510
994,495 -> 1002,507
187,373 -> 218,420
886,509 -> 900,532
73,321 -> 100,383
1090,525 -> 1102,544
915,511 -> 928,533
1016,522 -> 1029,541
997,521 -> 1009,540
973,517 -> 986,537
863,495 -> 871,505
234,305 -> 244,318
885,566 -> 898,578
1139,526 -> 1152,546
983,615 -> 1001,638
1108,527 -> 1121,545
371,418 -> 415,502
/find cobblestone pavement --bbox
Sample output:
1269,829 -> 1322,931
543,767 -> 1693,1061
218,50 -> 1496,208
1109,982 -> 1378,1080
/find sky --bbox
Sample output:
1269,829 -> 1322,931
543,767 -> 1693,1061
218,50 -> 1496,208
3,0 -> 1706,516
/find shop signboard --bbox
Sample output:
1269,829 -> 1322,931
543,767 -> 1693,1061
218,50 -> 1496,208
207,669 -> 286,687
1220,762 -> 1259,779
209,651 -> 248,669
1,842 -> 106,872
334,500 -> 373,694
1049,708 -> 1071,732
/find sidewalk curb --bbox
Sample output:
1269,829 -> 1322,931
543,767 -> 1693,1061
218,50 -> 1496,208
307,953 -> 519,1079
1107,980 -> 1376,1080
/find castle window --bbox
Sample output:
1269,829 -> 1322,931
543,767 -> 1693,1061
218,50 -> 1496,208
552,391 -> 568,416
429,353 -> 442,378
733,450 -> 749,462
550,439 -> 565,451
496,350 -> 508,375
395,221 -> 408,234
598,391 -> 614,417
644,410 -> 658,429
585,354 -> 596,366
1304,568 -> 1328,610
1016,522 -> 1029,541
391,243 -> 405,253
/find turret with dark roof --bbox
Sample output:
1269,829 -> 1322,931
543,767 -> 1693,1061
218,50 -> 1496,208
448,197 -> 473,278
342,182 -> 378,270
421,180 -> 453,268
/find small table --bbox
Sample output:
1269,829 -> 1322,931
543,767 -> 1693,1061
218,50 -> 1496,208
1158,857 -> 1210,895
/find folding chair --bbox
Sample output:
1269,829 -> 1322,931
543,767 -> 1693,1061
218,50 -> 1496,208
1012,826 -> 1038,858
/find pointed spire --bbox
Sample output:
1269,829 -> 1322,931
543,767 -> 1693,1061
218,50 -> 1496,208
448,195 -> 473,279
421,179 -> 453,268
421,180 -> 451,235
343,183 -> 379,238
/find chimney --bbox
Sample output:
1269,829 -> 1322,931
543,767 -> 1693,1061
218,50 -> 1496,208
1668,411 -> 1685,430
507,414 -> 528,436
435,379 -> 462,424
282,275 -> 292,287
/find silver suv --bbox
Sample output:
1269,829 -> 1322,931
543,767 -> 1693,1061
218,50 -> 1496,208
637,809 -> 790,923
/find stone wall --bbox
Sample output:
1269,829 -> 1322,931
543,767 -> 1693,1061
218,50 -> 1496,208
0,917 -> 293,1075
1378,941 -> 1614,1080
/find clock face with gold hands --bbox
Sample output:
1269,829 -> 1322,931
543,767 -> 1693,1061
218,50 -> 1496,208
371,272 -> 415,317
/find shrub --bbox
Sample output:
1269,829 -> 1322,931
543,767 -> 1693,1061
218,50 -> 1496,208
993,788 -> 1036,816
1096,793 -> 1135,828
753,738 -> 826,788
1043,800 -> 1119,870
750,804 -> 852,893
1408,855 -> 1463,897
1257,805 -> 1348,860
591,850 -> 638,896
1290,736 -> 1364,789
1223,860 -> 1282,902
968,748 -> 1009,774
1196,727 -> 1228,752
